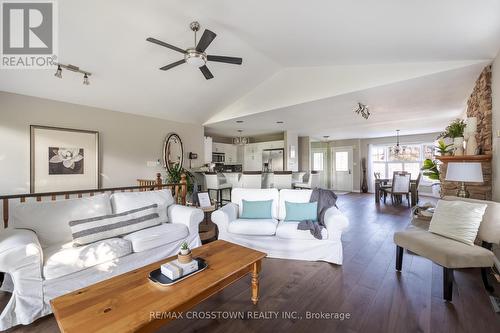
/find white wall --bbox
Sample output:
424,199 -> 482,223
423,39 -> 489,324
0,92 -> 204,194
492,53 -> 500,202
284,130 -> 298,171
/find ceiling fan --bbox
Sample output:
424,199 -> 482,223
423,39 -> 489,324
146,21 -> 243,80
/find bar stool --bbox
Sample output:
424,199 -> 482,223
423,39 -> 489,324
204,173 -> 232,208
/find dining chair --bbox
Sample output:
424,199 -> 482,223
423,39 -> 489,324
240,171 -> 263,188
222,172 -> 241,188
383,171 -> 411,206
204,173 -> 232,208
273,171 -> 293,189
292,172 -> 306,185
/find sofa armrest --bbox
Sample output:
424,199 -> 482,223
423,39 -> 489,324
211,203 -> 238,234
323,207 -> 349,241
0,229 -> 45,329
0,229 -> 43,275
167,205 -> 204,235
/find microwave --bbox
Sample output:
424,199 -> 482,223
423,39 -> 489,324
212,152 -> 225,163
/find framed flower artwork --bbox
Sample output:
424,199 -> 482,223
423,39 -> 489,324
30,125 -> 100,193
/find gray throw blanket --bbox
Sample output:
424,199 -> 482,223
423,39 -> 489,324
297,188 -> 338,240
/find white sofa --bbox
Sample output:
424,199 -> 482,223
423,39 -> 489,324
212,188 -> 349,264
0,189 -> 203,330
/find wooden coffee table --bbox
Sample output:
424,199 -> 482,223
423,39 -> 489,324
51,240 -> 266,333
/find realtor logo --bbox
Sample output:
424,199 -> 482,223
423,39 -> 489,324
1,0 -> 57,68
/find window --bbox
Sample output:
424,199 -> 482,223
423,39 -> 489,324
335,152 -> 349,171
313,152 -> 324,171
371,143 -> 433,180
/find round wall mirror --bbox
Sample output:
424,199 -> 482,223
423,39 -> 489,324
163,133 -> 184,173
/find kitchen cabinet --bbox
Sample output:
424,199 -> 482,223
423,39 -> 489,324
212,142 -> 239,164
242,141 -> 284,171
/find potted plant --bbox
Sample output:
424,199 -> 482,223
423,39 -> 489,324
179,241 -> 190,255
435,139 -> 454,156
440,119 -> 466,156
166,167 -> 195,201
421,159 -> 441,198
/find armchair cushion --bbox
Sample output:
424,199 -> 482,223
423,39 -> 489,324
228,219 -> 278,236
123,223 -> 189,253
43,238 -> 132,280
394,226 -> 494,268
429,200 -> 487,246
167,204 -> 203,234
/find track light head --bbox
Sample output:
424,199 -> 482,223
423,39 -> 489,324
54,65 -> 62,78
83,73 -> 90,85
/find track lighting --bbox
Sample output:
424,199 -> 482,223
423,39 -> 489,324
53,63 -> 92,86
83,73 -> 90,85
54,65 -> 62,78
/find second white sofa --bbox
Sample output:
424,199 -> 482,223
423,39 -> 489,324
211,188 -> 349,264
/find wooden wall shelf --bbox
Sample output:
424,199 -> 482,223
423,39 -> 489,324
435,155 -> 492,162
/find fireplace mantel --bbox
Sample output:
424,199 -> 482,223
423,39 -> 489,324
435,155 -> 492,163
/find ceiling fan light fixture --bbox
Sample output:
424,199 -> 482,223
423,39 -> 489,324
185,49 -> 207,67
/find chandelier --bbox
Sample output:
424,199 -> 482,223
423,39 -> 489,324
233,130 -> 249,145
354,102 -> 370,119
390,130 -> 406,157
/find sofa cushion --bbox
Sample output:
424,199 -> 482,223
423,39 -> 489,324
231,188 -> 279,219
278,189 -> 312,220
394,225 -> 494,268
11,194 -> 112,248
123,223 -> 189,252
429,200 -> 487,246
240,200 -> 273,219
284,201 -> 317,221
276,221 -> 328,240
69,204 -> 162,246
228,218 -> 278,236
110,189 -> 174,223
43,238 -> 132,280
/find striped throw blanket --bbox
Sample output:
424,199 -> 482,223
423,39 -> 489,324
69,204 -> 161,246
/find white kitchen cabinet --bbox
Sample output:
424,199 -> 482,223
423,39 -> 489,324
212,142 -> 225,153
203,136 -> 213,164
212,142 -> 239,164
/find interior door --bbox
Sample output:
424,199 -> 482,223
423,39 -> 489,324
311,148 -> 328,187
332,147 -> 353,192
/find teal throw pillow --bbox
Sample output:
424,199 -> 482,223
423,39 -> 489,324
240,199 -> 273,219
284,201 -> 318,222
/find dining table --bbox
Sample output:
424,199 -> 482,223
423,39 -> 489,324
374,178 -> 418,207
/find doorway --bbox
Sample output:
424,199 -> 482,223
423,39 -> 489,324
332,146 -> 353,192
311,147 -> 328,188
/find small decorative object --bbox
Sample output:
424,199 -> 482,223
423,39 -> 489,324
354,102 -> 370,119
361,157 -> 368,193
160,259 -> 198,280
178,241 -> 192,263
435,140 -> 453,156
440,119 -> 466,156
445,162 -> 483,198
197,192 -> 212,208
464,117 -> 478,155
30,125 -> 99,193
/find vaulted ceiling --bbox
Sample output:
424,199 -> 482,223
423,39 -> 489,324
1,0 -> 499,139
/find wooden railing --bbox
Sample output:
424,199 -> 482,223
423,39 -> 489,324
0,173 -> 187,228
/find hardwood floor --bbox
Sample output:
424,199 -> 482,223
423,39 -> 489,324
2,193 -> 499,332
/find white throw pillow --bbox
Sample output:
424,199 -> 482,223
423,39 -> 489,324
429,200 -> 487,245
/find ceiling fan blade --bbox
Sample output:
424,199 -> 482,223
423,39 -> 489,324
196,29 -> 217,52
207,55 -> 243,65
199,65 -> 214,80
146,37 -> 186,54
160,59 -> 186,71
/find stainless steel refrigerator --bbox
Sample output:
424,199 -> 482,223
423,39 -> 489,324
262,149 -> 284,172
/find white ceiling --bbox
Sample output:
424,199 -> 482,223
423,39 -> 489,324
1,0 -> 500,137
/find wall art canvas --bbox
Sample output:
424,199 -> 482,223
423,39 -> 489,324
48,147 -> 84,174
31,125 -> 100,193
